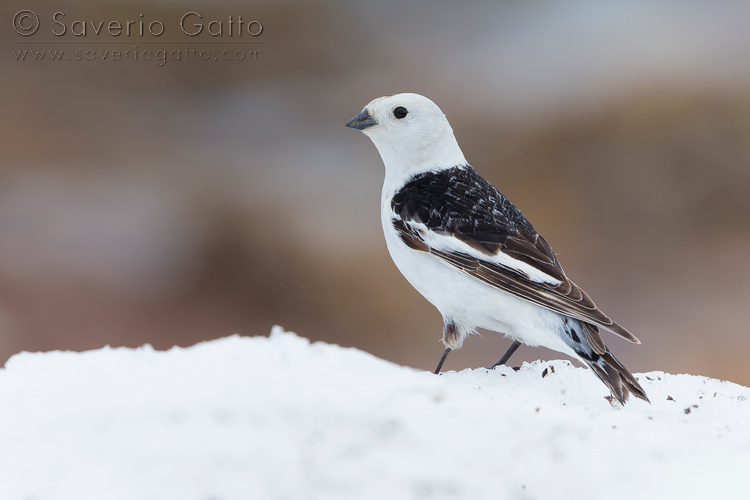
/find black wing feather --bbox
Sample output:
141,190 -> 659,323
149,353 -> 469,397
391,165 -> 639,345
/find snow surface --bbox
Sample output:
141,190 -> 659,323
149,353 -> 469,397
1,327 -> 748,500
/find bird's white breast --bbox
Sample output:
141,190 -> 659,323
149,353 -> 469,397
380,190 -> 575,356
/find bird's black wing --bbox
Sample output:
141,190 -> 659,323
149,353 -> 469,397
390,165 -> 639,349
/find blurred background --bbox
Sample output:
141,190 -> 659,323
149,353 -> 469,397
2,0 -> 750,384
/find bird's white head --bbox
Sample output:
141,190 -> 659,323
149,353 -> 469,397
346,93 -> 467,182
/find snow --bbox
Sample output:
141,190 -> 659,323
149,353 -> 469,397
1,327 -> 748,500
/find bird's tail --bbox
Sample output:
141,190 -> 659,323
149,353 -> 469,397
583,349 -> 649,404
563,321 -> 649,405
562,318 -> 651,404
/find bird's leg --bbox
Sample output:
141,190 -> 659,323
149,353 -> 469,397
434,348 -> 451,374
491,340 -> 522,369
435,320 -> 461,374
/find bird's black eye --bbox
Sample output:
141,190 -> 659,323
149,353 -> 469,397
393,106 -> 408,119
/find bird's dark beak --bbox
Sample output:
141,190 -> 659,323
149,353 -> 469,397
345,108 -> 377,131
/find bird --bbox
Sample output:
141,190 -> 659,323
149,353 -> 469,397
345,93 -> 648,404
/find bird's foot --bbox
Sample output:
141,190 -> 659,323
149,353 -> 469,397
434,348 -> 451,374
490,340 -> 522,369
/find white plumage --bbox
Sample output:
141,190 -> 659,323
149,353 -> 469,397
346,93 -> 648,404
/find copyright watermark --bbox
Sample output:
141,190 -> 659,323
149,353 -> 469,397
12,47 -> 262,67
13,10 -> 40,36
11,10 -> 266,66
12,10 -> 263,38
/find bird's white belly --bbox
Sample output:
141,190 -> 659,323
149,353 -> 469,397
381,213 -> 575,355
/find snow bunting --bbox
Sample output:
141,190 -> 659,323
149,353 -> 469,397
346,93 -> 648,404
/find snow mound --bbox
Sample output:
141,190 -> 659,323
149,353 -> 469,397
1,327 -> 748,500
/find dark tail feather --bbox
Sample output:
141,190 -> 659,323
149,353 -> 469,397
584,350 -> 650,405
